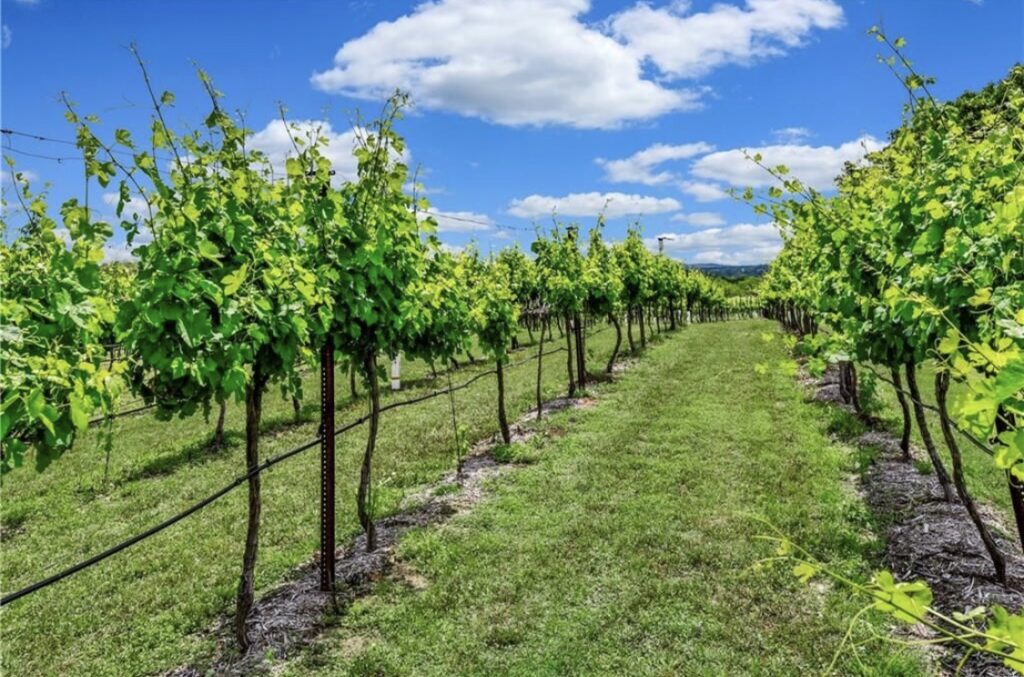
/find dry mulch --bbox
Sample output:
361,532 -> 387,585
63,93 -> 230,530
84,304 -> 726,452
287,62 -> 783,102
167,384 -> 618,676
809,365 -> 1024,676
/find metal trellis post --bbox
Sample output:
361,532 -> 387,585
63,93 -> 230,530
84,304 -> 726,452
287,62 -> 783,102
319,337 -> 336,592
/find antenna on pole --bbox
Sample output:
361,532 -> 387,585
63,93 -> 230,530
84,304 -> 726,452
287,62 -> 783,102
657,235 -> 675,254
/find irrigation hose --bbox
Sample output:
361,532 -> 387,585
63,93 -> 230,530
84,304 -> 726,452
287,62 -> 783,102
1,344 -> 568,606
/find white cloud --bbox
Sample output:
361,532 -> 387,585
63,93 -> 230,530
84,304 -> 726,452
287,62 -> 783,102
1,168 -> 38,184
671,211 -> 725,227
647,222 -> 782,264
102,192 -> 150,220
771,126 -> 812,143
311,0 -> 841,129
598,143 -> 732,203
12,0 -> 41,5
312,0 -> 693,129
439,242 -> 465,254
103,241 -> 139,263
690,135 -> 885,190
678,180 -> 729,202
248,119 -> 376,182
597,142 -> 714,185
420,209 -> 494,232
610,0 -> 843,79
690,247 -> 780,265
507,191 -> 681,219
404,181 -> 444,196
2,25 -> 11,49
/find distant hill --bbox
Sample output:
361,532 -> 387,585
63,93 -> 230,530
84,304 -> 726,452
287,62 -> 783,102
687,263 -> 768,279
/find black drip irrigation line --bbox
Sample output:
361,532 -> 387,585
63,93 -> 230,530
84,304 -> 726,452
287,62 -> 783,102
0,343 -> 570,607
88,402 -> 159,427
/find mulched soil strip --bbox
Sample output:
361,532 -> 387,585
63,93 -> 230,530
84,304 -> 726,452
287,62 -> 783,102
808,365 -> 1024,676
167,380 -> 610,676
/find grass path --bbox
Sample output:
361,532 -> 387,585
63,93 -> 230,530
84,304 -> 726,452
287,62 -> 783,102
275,320 -> 924,676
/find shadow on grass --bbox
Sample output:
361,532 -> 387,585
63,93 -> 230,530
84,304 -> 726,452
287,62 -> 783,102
119,431 -> 244,485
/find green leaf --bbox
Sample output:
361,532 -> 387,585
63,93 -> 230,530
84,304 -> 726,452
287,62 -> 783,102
792,562 -> 816,583
968,288 -> 992,307
285,157 -> 304,178
198,240 -> 221,261
26,389 -> 46,419
222,263 -> 248,296
69,393 -> 91,430
924,199 -> 946,219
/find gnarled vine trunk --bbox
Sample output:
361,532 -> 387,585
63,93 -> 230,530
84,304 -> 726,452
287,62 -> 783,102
607,315 -> 622,374
536,324 -> 545,419
565,313 -> 576,396
890,366 -> 912,460
904,362 -> 955,502
235,363 -> 266,651
935,371 -> 1006,583
357,352 -> 380,552
574,312 -> 586,391
496,359 -> 511,445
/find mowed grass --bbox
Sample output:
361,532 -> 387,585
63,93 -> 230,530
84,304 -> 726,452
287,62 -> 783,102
272,320 -> 924,676
0,327 -> 612,676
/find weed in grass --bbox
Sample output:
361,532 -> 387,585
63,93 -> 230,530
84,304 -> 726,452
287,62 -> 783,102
825,408 -> 868,439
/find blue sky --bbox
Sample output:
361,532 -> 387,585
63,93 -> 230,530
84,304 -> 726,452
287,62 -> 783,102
1,0 -> 1021,264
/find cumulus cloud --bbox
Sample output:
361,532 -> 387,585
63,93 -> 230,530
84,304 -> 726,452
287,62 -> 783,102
691,135 -> 884,190
610,0 -> 843,79
102,192 -> 150,221
647,222 -> 782,264
678,180 -> 729,202
312,0 -> 842,129
247,119 -> 381,182
507,191 -> 681,219
596,142 -> 714,185
599,142 -> 732,202
671,211 -> 726,227
420,209 -> 494,232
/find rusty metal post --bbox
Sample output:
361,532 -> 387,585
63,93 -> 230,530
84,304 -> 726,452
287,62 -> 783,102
319,337 -> 336,592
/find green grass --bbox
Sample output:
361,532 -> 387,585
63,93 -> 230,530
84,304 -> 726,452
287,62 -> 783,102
266,320 -> 924,676
0,326 -> 612,676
